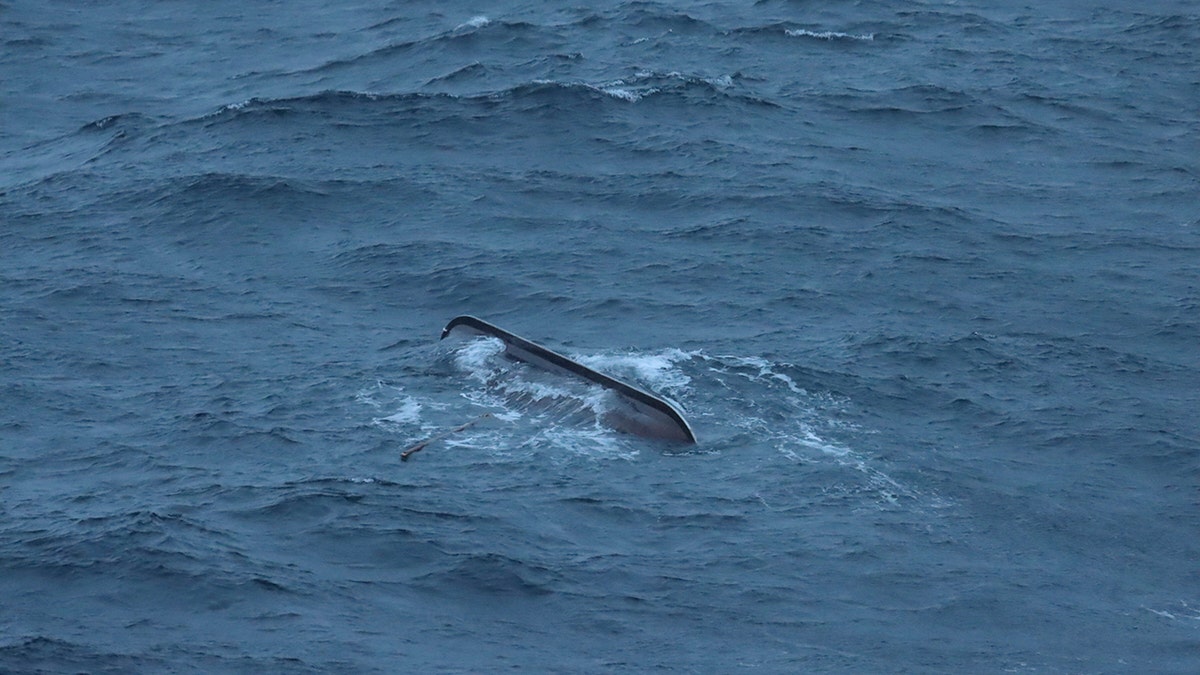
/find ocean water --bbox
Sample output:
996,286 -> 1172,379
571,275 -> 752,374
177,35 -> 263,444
2,0 -> 1198,671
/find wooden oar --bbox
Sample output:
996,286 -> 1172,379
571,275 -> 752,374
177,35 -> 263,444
400,413 -> 492,462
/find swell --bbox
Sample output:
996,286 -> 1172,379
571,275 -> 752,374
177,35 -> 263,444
730,21 -> 878,43
1,507 -> 301,600
412,551 -> 561,597
0,113 -> 157,192
296,18 -> 567,77
203,73 -> 778,127
313,6 -> 883,81
0,636 -> 167,674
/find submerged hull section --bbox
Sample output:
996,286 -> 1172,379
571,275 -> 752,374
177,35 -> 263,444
441,315 -> 696,443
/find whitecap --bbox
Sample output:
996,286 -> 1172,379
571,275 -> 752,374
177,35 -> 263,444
600,87 -> 645,102
590,82 -> 656,102
456,15 -> 490,31
707,74 -> 734,89
786,28 -> 874,41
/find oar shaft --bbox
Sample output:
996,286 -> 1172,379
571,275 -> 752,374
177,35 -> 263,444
401,414 -> 491,461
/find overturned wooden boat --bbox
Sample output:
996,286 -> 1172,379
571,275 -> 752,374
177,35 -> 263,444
441,315 -> 696,443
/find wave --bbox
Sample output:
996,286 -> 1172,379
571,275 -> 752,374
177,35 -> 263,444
203,89 -> 446,123
731,21 -> 878,43
455,15 -> 491,32
329,241 -> 534,311
812,83 -> 985,118
199,72 -> 776,131
150,171 -> 335,203
786,28 -> 875,42
4,507 -> 273,595
893,9 -> 1014,36
414,552 -> 560,597
693,353 -> 930,507
1142,601 -> 1200,624
508,72 -> 765,106
608,4 -> 716,33
1120,13 -> 1200,38
0,636 -> 161,673
423,61 -> 488,86
0,112 -> 158,192
581,70 -> 777,106
576,348 -> 696,394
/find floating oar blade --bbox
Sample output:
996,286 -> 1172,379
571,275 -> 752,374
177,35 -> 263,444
440,315 -> 696,443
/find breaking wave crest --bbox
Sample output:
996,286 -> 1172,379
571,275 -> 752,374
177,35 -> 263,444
786,28 -> 875,41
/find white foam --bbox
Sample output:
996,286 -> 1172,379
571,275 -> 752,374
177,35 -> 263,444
202,99 -> 252,120
786,426 -> 918,505
576,349 -> 695,392
708,354 -> 805,394
453,336 -> 506,382
797,426 -> 851,458
443,341 -> 644,459
456,15 -> 490,31
588,79 -> 655,102
592,74 -> 666,102
786,28 -> 874,41
599,86 -> 648,102
514,415 -> 634,462
437,406 -> 634,462
449,338 -> 622,431
699,352 -> 924,506
356,381 -> 408,409
778,418 -> 913,503
379,398 -> 422,425
1144,602 -> 1200,623
355,381 -> 388,409
461,387 -> 520,419
497,376 -> 579,404
564,71 -> 737,104
707,74 -> 734,89
358,382 -> 430,430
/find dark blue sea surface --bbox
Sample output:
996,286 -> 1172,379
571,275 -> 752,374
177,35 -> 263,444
2,0 -> 1198,671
